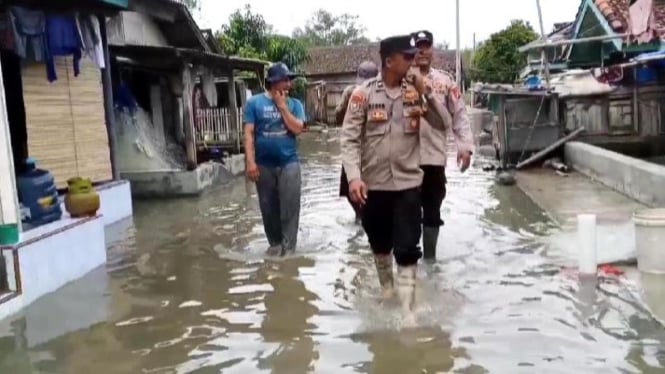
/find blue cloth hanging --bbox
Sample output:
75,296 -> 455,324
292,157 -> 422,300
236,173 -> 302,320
45,15 -> 82,82
114,83 -> 138,114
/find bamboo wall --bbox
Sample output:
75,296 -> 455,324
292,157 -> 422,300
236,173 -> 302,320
23,57 -> 111,188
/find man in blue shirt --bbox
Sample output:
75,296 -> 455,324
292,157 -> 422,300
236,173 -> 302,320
243,62 -> 306,256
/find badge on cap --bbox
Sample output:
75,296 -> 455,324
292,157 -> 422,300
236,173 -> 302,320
410,37 -> 415,47
418,32 -> 426,38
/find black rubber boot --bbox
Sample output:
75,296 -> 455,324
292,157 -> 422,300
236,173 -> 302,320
422,226 -> 439,260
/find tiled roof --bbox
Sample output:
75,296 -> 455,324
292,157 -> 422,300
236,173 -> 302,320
594,0 -> 630,33
591,0 -> 665,41
303,43 -> 458,76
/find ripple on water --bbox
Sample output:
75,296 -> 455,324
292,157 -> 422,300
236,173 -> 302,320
2,134 -> 665,374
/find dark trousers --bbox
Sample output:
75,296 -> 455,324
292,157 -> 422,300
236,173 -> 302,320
256,163 -> 301,251
421,165 -> 447,227
339,166 -> 362,215
361,188 -> 422,266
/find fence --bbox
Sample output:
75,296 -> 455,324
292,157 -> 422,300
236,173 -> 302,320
195,107 -> 243,152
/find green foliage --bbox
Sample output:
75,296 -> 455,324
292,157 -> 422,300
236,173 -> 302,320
470,20 -> 539,83
266,35 -> 309,72
218,5 -> 272,57
216,5 -> 309,72
292,9 -> 369,47
180,0 -> 200,11
290,77 -> 307,101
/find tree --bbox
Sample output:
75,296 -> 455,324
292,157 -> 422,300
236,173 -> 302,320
293,9 -> 369,46
265,35 -> 309,71
216,5 -> 310,101
218,4 -> 272,57
180,0 -> 200,12
216,5 -> 309,71
470,20 -> 539,83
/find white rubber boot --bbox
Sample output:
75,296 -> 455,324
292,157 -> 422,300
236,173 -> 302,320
374,254 -> 394,300
396,265 -> 417,326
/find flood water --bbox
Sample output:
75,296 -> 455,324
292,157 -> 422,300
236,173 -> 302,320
1,131 -> 665,373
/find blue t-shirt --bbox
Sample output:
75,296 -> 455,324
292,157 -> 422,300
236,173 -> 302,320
243,93 -> 305,167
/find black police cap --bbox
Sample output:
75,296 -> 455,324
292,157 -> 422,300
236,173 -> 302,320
379,34 -> 419,56
412,30 -> 434,45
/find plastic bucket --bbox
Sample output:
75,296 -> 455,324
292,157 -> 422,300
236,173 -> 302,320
0,223 -> 19,246
634,208 -> 665,274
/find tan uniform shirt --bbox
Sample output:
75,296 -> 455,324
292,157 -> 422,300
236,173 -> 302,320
420,69 -> 475,166
341,75 -> 439,191
334,84 -> 355,125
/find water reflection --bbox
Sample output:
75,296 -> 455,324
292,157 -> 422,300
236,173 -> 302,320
257,258 -> 318,373
0,132 -> 664,373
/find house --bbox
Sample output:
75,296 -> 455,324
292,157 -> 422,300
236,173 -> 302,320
105,1 -> 268,197
520,22 -> 575,79
302,43 -> 461,124
0,0 -> 133,320
507,0 -> 665,208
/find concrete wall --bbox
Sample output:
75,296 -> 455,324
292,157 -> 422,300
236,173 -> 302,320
0,181 -> 133,321
565,141 -> 665,206
121,158 -> 243,197
96,181 -> 133,226
0,216 -> 106,321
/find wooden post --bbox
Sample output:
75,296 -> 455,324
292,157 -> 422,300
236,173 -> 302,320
256,67 -> 265,90
227,68 -> 240,153
98,15 -> 119,180
535,0 -> 551,89
181,65 -> 197,170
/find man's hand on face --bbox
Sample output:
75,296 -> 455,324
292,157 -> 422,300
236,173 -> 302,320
273,90 -> 288,110
407,67 -> 428,95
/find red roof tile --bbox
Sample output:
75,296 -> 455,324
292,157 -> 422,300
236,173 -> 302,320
303,43 -> 459,76
592,0 -> 665,40
594,0 -> 630,33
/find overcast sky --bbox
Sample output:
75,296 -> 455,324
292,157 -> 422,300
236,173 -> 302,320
195,0 -> 582,48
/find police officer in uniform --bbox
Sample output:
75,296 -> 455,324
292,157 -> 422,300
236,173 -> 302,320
341,34 -> 451,320
411,30 -> 474,260
335,61 -> 379,222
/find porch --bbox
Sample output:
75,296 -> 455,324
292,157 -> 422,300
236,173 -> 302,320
107,7 -> 268,197
195,107 -> 244,152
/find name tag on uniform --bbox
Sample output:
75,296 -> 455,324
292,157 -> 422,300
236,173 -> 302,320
369,110 -> 388,122
368,102 -> 388,122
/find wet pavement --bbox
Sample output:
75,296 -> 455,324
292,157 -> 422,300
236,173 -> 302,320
1,131 -> 665,373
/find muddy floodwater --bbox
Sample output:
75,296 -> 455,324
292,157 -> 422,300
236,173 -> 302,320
1,131 -> 665,373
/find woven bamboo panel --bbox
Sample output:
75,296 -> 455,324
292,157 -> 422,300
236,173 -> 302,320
68,58 -> 112,183
24,58 -> 77,188
23,56 -> 111,187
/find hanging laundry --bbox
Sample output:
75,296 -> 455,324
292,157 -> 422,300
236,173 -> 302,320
8,6 -> 48,62
76,14 -> 105,69
46,14 -> 83,82
114,83 -> 138,114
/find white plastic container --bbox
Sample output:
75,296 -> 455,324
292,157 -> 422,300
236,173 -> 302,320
577,214 -> 597,275
634,208 -> 665,274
